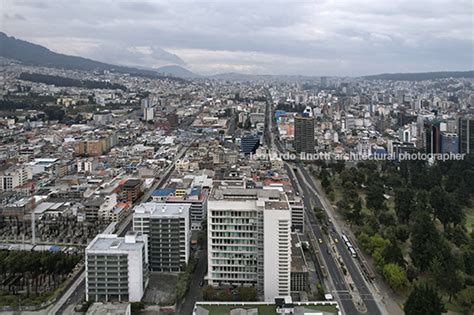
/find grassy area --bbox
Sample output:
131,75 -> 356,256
465,207 -> 474,232
200,304 -> 338,315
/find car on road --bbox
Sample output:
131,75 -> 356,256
334,238 -> 339,244
199,280 -> 204,287
318,238 -> 323,244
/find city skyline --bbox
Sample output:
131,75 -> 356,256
2,0 -> 473,76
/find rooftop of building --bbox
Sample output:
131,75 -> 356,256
85,302 -> 130,315
123,178 -> 142,188
264,201 -> 289,211
133,202 -> 190,218
194,300 -> 339,315
210,187 -> 281,201
291,233 -> 308,273
86,233 -> 146,252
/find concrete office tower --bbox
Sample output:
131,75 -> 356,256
424,121 -> 441,154
207,188 -> 292,301
151,186 -> 209,231
263,201 -> 291,301
241,134 -> 261,154
133,202 -> 191,272
85,232 -> 149,303
294,107 -> 315,154
459,117 -> 474,155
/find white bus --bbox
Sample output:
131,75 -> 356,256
341,234 -> 349,243
349,247 -> 357,258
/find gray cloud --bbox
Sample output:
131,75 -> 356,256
2,0 -> 473,75
3,13 -> 27,21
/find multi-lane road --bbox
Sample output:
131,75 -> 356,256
293,163 -> 385,315
265,89 -> 386,315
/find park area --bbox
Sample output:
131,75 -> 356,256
0,250 -> 82,308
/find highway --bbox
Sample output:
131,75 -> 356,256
295,162 -> 384,315
265,89 -> 385,315
285,164 -> 362,315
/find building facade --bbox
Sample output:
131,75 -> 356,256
133,202 -> 191,272
459,117 -> 474,155
207,188 -> 292,301
294,108 -> 315,154
85,233 -> 149,303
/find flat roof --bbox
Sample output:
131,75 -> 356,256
133,202 -> 190,218
291,233 -> 308,273
86,234 -> 144,252
86,302 -> 130,315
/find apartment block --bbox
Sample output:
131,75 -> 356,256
0,165 -> 32,192
133,202 -> 190,272
85,232 -> 149,303
151,187 -> 208,230
294,109 -> 315,154
207,188 -> 292,301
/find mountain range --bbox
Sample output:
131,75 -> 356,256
0,32 -> 196,79
1,32 -> 472,81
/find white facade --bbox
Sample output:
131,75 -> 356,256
144,107 -> 154,121
85,233 -> 148,302
0,165 -> 32,191
263,208 -> 291,301
207,188 -> 292,300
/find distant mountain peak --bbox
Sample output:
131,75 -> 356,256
0,32 -> 185,79
156,65 -> 200,78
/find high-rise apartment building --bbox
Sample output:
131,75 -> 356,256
294,107 -> 315,154
151,186 -> 208,230
459,117 -> 474,155
424,121 -> 441,154
207,188 -> 292,301
241,134 -> 261,154
85,232 -> 149,303
133,202 -> 190,272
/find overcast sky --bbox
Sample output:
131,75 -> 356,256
2,0 -> 473,76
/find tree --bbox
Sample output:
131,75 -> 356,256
394,187 -> 414,224
238,286 -> 257,301
404,284 -> 445,315
430,187 -> 464,229
382,242 -> 405,266
410,211 -> 440,272
382,263 -> 407,291
202,285 -> 216,301
217,290 -> 232,301
443,270 -> 465,302
351,197 -> 363,226
366,183 -> 385,212
456,286 -> 474,315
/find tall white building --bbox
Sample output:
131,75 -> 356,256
85,232 -> 149,302
133,202 -> 191,272
0,165 -> 32,192
263,202 -> 291,301
207,188 -> 292,301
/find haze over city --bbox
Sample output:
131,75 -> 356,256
3,0 -> 473,76
1,1 -> 474,315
